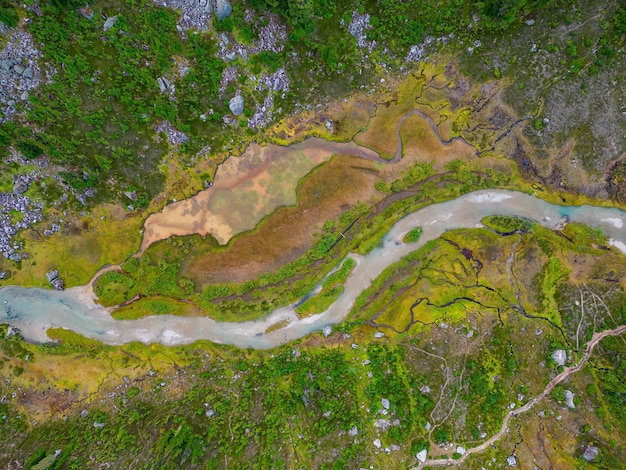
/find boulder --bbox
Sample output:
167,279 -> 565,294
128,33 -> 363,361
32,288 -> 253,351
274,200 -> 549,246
229,95 -> 244,116
381,398 -> 390,410
583,445 -> 599,462
13,175 -> 30,194
103,15 -> 118,32
46,270 -> 59,283
23,67 -> 33,79
46,270 -> 64,291
416,449 -> 427,463
551,349 -> 566,366
50,277 -> 65,291
565,390 -> 575,409
215,0 -> 232,20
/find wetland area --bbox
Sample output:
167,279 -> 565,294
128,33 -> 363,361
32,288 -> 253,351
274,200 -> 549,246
1,1 -> 625,466
2,188 -> 626,348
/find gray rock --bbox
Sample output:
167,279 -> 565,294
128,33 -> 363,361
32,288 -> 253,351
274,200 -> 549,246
348,426 -> 358,436
229,94 -> 244,115
157,77 -> 167,93
416,449 -> 427,463
507,455 -> 516,466
93,421 -> 105,428
373,419 -> 391,430
103,15 -> 118,32
381,398 -> 390,410
456,446 -> 466,455
551,349 -> 567,366
215,0 -> 232,20
525,19 -> 535,26
2,59 -> 13,71
46,270 -> 64,290
13,65 -> 24,76
322,325 -> 332,337
23,67 -> 33,79
20,91 -> 29,101
0,271 -> 8,280
124,191 -> 137,201
50,277 -> 64,291
583,445 -> 599,462
565,390 -> 575,409
373,438 -> 382,448
13,178 -> 30,194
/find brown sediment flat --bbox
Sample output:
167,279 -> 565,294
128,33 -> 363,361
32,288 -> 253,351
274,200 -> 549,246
140,138 -> 380,252
183,154 -> 380,285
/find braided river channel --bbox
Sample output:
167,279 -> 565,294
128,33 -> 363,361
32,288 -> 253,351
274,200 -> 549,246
1,190 -> 625,349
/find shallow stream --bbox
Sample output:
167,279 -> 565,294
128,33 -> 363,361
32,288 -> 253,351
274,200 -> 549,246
1,190 -> 625,349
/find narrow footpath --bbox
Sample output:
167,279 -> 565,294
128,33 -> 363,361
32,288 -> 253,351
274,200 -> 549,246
414,324 -> 626,468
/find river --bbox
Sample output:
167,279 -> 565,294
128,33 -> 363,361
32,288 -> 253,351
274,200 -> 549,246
1,190 -> 625,349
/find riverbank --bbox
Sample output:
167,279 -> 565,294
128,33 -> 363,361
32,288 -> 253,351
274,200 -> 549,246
1,189 -> 625,349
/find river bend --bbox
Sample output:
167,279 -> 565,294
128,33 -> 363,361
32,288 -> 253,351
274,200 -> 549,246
1,190 -> 625,349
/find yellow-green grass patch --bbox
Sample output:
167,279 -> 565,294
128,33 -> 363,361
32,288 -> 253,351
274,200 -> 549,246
111,296 -> 204,320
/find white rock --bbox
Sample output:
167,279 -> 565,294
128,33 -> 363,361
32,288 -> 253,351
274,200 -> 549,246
565,390 -> 575,409
381,398 -> 390,410
103,15 -> 118,32
456,446 -> 466,455
507,455 -> 517,466
374,331 -> 385,338
322,325 -> 332,337
373,438 -> 382,448
229,95 -> 244,115
551,349 -> 567,366
583,445 -> 599,462
416,449 -> 428,463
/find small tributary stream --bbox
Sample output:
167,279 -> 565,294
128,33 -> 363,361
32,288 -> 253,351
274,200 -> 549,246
1,190 -> 625,349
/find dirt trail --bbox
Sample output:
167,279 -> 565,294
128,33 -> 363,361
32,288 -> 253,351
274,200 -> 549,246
414,324 -> 626,468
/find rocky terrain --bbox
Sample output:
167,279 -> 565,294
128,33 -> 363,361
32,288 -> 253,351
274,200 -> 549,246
0,24 -> 45,122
